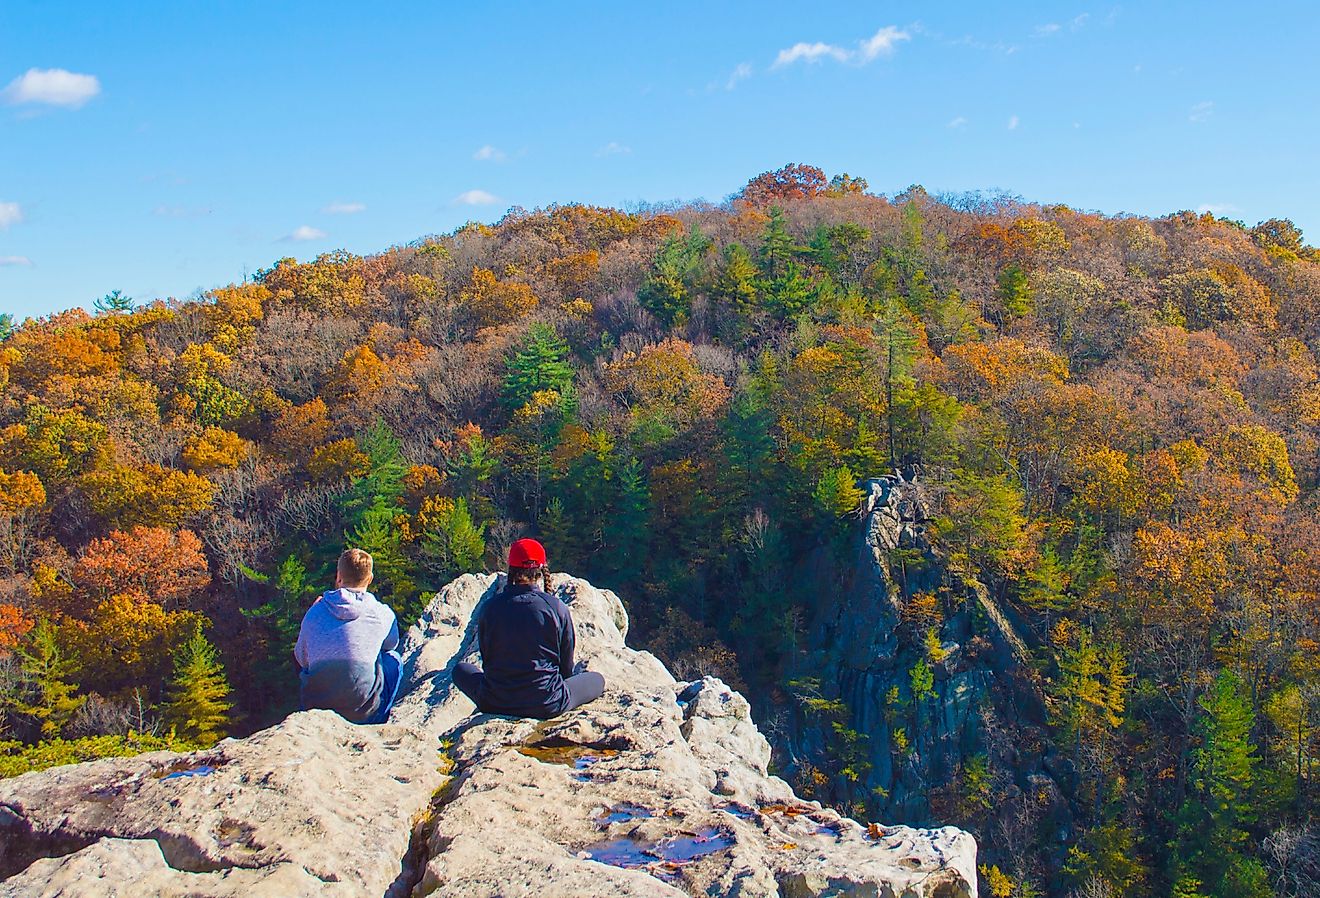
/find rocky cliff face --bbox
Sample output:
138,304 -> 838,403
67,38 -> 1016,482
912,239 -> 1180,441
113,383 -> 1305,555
782,476 -> 1064,843
1,573 -> 978,898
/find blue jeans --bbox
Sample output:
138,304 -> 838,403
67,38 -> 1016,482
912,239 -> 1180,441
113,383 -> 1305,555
366,650 -> 403,725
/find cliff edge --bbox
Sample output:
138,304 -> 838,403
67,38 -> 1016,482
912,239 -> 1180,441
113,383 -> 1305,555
0,573 -> 977,898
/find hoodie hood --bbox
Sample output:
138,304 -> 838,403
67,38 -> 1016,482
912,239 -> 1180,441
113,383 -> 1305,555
321,587 -> 375,621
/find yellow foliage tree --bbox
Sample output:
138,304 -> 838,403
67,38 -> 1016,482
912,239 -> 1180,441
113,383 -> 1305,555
181,427 -> 251,472
307,438 -> 371,482
459,267 -> 539,329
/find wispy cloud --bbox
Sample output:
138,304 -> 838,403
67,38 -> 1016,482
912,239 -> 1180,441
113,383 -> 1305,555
0,202 -> 21,229
1197,203 -> 1239,216
725,63 -> 753,90
0,255 -> 32,267
282,225 -> 327,242
596,141 -> 631,157
1008,115 -> 1020,130
773,25 -> 911,68
2,68 -> 101,108
454,189 -> 499,206
947,116 -> 968,129
321,201 -> 366,215
473,145 -> 506,162
1035,14 -> 1088,37
1189,100 -> 1214,122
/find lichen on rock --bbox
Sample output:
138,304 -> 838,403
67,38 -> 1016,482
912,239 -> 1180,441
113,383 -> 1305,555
0,573 -> 977,897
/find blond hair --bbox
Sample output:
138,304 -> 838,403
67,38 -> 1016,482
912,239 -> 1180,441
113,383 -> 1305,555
337,548 -> 374,589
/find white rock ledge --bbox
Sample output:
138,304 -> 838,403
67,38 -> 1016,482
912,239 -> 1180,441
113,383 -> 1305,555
0,573 -> 978,898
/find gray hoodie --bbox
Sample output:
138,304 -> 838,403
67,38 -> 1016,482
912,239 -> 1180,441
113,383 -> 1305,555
294,588 -> 399,723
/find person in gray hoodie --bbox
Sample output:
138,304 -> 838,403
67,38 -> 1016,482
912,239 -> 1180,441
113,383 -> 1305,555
294,548 -> 401,725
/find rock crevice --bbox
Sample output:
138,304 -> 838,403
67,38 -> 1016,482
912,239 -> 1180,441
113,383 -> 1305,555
0,573 -> 977,897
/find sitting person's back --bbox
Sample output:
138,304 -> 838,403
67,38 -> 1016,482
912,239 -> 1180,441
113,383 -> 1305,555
452,539 -> 605,719
295,548 -> 401,724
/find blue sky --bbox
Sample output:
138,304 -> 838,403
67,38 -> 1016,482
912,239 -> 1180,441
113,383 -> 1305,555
1,1 -> 1317,319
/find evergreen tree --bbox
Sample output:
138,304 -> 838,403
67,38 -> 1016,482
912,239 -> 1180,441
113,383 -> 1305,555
713,243 -> 760,319
758,206 -> 799,278
997,264 -> 1034,319
604,458 -> 650,579
420,497 -> 486,581
537,496 -> 580,569
349,499 -> 417,617
93,289 -> 135,315
1176,669 -> 1263,895
504,324 -> 574,410
342,419 -> 407,529
637,227 -> 710,327
240,554 -> 314,654
15,620 -> 85,739
164,631 -> 232,745
0,312 -> 13,341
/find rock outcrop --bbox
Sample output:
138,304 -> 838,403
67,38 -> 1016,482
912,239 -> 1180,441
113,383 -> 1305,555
0,573 -> 978,898
782,474 -> 1061,852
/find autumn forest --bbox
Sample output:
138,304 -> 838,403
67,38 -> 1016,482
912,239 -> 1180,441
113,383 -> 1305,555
2,164 -> 1319,897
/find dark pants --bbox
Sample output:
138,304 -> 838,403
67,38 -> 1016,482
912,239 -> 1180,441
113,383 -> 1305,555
366,650 -> 403,725
452,662 -> 605,719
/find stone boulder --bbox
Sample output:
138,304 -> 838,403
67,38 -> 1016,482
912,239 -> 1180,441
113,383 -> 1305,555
1,573 -> 977,897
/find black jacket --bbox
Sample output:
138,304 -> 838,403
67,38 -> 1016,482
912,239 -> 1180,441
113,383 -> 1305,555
475,583 -> 575,716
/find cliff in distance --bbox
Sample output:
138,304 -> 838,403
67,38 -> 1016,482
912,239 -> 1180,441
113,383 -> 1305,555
0,573 -> 977,898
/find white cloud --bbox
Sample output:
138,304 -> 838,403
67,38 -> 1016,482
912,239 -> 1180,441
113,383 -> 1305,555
1034,23 -> 1062,36
1008,115 -> 1020,130
773,25 -> 910,68
1189,100 -> 1214,122
858,26 -> 911,61
774,41 -> 850,67
947,116 -> 968,129
473,145 -> 506,162
0,202 -> 21,229
454,189 -> 499,206
283,225 -> 327,242
1071,13 -> 1091,31
726,63 -> 753,90
321,201 -> 366,215
2,68 -> 101,108
1197,203 -> 1240,216
0,255 -> 32,267
596,141 -> 631,157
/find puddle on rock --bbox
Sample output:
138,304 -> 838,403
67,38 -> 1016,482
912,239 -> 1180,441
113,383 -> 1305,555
598,802 -> 654,825
516,737 -> 620,779
581,827 -> 735,882
717,803 -> 757,820
152,758 -> 225,780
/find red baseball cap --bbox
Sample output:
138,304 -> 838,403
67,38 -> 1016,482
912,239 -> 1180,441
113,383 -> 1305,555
507,538 -> 547,567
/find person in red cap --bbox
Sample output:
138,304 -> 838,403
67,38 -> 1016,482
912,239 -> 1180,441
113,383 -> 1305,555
451,538 -> 606,718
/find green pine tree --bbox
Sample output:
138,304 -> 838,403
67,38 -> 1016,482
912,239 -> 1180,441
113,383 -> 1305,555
637,227 -> 711,327
93,289 -> 135,314
605,457 -> 650,579
713,243 -> 761,318
758,206 -> 798,278
420,497 -> 486,581
997,264 -> 1034,319
537,496 -> 579,570
164,632 -> 232,745
15,620 -> 85,739
503,324 -> 574,410
343,419 -> 407,528
349,499 -> 417,617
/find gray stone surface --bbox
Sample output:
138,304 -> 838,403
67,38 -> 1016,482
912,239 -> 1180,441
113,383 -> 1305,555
1,573 -> 977,897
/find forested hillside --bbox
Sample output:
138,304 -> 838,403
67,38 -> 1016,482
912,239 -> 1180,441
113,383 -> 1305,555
2,164 -> 1319,897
